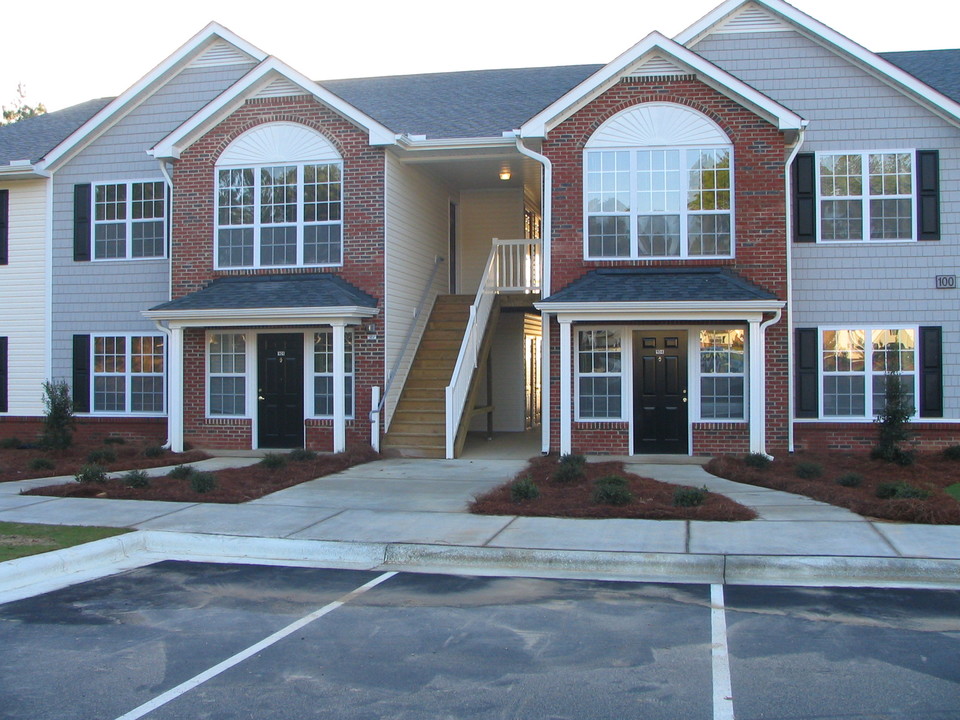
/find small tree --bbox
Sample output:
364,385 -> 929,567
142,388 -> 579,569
2,83 -> 46,125
41,380 -> 74,450
871,370 -> 914,465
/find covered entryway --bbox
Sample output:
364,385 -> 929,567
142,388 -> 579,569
634,331 -> 688,453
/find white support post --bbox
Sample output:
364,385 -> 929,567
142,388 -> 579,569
559,319 -> 572,455
332,322 -> 346,453
370,386 -> 381,452
748,319 -> 764,455
541,315 -> 551,454
169,325 -> 184,453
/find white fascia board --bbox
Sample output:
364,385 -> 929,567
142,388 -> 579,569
395,136 -> 518,151
520,31 -> 803,138
150,58 -> 398,159
676,0 -> 960,128
39,23 -> 267,173
0,164 -> 49,179
533,300 -> 784,322
143,306 -> 378,326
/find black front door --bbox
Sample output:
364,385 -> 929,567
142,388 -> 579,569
633,331 -> 688,453
257,333 -> 304,448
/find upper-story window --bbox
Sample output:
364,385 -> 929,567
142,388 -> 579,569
819,152 -> 914,241
92,181 -> 166,260
215,123 -> 343,270
584,103 -> 734,260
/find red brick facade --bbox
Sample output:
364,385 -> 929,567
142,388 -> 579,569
172,95 -> 385,451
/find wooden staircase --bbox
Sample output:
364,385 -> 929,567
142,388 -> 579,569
382,295 -> 474,458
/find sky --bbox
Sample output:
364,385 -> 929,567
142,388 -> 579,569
3,0 -> 957,113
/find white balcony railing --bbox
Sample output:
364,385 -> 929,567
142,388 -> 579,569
494,238 -> 541,293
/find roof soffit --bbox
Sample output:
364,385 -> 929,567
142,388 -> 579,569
41,23 -> 265,173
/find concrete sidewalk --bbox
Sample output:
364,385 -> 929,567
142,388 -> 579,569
1,456 -> 959,599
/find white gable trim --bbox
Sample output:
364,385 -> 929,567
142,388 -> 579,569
150,58 -> 398,159
676,0 -> 960,129
586,103 -> 730,148
520,31 -> 804,139
39,23 -> 265,173
217,122 -> 341,166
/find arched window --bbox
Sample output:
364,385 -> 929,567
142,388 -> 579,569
215,123 -> 343,269
584,103 -> 734,259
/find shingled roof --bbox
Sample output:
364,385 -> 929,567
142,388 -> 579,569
880,49 -> 960,105
0,97 -> 112,166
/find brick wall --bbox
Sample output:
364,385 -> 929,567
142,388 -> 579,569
0,416 -> 167,445
794,422 -> 960,453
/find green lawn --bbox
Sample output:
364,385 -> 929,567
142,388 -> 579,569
0,522 -> 131,563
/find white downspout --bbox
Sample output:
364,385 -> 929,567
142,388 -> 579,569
157,160 -> 174,304
155,160 -> 176,450
515,135 -> 553,454
784,124 -> 808,454
757,308 -> 782,457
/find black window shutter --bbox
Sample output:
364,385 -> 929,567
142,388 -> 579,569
919,326 -> 943,417
165,183 -> 172,256
795,328 -> 819,418
72,334 -> 91,412
0,337 -> 8,413
73,184 -> 92,261
917,150 -> 940,240
0,189 -> 9,265
792,153 -> 816,242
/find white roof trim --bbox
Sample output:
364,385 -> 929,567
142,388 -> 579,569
143,306 -> 378,326
39,23 -> 266,172
150,58 -> 398,159
0,164 -> 49,179
534,300 -> 784,321
520,31 -> 803,138
675,0 -> 960,128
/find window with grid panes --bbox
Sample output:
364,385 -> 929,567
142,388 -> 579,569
93,181 -> 165,259
576,329 -> 623,420
208,333 -> 247,416
313,330 -> 354,418
699,329 -> 745,420
92,335 -> 165,413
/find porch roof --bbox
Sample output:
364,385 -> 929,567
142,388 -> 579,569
539,267 -> 778,304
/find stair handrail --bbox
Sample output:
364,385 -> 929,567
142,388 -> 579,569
444,244 -> 501,458
373,255 -> 445,421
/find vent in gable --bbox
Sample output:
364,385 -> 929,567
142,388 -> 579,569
190,40 -> 255,68
625,54 -> 688,79
253,77 -> 308,99
714,4 -> 790,34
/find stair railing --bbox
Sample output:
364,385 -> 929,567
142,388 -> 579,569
495,239 -> 541,293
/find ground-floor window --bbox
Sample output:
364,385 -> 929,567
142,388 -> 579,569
576,329 -> 623,420
92,334 -> 165,413
208,332 -> 247,416
312,329 -> 354,418
698,329 -> 746,420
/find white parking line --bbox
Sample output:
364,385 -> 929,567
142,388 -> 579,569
711,584 -> 735,720
113,571 -> 398,720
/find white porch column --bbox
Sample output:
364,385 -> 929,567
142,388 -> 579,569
541,315 -> 551,454
168,325 -> 184,453
559,319 -> 572,455
748,319 -> 764,455
332,322 -> 346,453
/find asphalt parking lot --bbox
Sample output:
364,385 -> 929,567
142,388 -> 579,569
1,563 -> 958,720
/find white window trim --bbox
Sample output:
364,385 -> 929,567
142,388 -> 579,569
309,328 -> 355,420
816,325 -> 920,421
582,144 -> 736,261
91,179 -> 167,261
690,326 -> 749,423
205,331 -> 253,419
574,326 -> 627,422
213,161 -> 344,271
814,149 -> 918,243
90,333 -> 166,416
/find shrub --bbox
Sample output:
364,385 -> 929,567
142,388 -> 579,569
143,445 -> 166,458
0,437 -> 22,450
876,481 -> 930,500
871,370 -> 915,465
744,453 -> 771,469
190,471 -> 217,494
75,464 -> 108,484
835,473 -> 863,488
168,464 -> 195,480
87,448 -> 117,464
943,445 -> 960,461
592,475 -> 633,506
794,461 -> 823,479
553,454 -> 587,484
289,448 -> 317,462
260,452 -> 287,470
103,436 -> 126,445
122,469 -> 151,489
40,380 -> 75,450
510,476 -> 540,502
29,457 -> 55,471
673,485 -> 709,507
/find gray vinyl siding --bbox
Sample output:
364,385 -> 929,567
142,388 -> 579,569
50,64 -> 254,386
694,30 -> 960,416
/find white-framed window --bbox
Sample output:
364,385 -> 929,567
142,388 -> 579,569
698,329 -> 746,420
92,181 -> 166,260
820,327 -> 916,418
818,151 -> 915,241
208,333 -> 247,417
576,329 -> 623,420
312,329 -> 354,418
92,335 -> 165,414
215,162 -> 342,269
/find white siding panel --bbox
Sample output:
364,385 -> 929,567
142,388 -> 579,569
459,189 -> 524,294
383,154 -> 450,425
0,180 -> 48,415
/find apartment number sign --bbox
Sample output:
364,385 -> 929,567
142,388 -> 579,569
935,275 -> 957,289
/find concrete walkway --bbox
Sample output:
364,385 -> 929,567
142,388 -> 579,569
1,455 -> 959,600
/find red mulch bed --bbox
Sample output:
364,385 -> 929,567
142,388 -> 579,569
471,455 -> 756,521
23,446 -> 380,504
705,452 -> 960,524
0,440 -> 208,482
